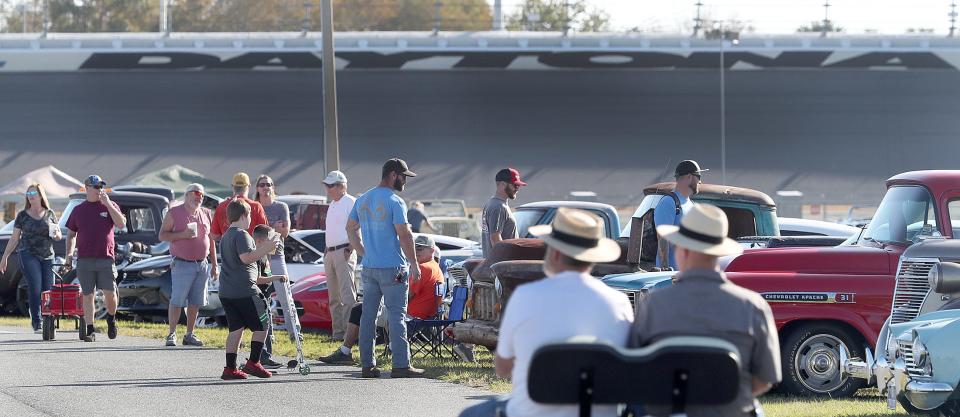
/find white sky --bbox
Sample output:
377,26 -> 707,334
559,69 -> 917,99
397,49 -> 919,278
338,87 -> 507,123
491,0 -> 958,34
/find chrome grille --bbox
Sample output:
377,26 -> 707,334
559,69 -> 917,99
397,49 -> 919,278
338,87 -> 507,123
448,265 -> 469,287
890,259 -> 936,324
898,340 -> 929,377
470,282 -> 498,322
618,289 -> 644,316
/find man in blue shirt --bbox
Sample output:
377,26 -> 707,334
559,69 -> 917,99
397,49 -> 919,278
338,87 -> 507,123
346,158 -> 424,379
654,160 -> 707,270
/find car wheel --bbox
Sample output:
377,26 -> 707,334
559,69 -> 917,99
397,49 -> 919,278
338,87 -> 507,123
78,317 -> 87,340
780,323 -> 865,398
215,316 -> 228,327
897,397 -> 960,416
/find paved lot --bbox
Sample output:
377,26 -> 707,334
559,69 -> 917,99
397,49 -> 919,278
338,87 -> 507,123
0,326 -> 494,417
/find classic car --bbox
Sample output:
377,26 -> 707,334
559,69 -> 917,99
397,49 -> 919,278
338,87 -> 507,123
842,238 -> 960,415
420,199 -> 479,241
0,191 -> 170,315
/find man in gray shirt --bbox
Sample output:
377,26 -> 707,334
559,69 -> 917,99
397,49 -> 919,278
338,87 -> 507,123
630,203 -> 781,417
481,168 -> 527,257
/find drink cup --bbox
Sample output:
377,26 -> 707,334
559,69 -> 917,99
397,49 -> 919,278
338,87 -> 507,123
187,222 -> 198,237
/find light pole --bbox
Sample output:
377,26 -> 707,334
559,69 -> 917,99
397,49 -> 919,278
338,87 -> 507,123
715,22 -> 738,186
320,0 -> 341,173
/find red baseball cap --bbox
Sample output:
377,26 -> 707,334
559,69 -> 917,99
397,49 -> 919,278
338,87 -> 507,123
495,168 -> 527,187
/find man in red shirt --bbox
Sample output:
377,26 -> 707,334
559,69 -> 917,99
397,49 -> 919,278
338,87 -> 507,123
211,172 -> 268,241
318,235 -> 443,365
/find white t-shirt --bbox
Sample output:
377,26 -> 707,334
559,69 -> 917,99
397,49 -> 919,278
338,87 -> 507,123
325,193 -> 356,247
497,270 -> 634,417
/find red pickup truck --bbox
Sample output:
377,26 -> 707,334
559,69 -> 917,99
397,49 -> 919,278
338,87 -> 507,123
721,170 -> 960,397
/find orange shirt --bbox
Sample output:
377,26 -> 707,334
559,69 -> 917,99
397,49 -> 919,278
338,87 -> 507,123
211,196 -> 269,237
407,259 -> 443,320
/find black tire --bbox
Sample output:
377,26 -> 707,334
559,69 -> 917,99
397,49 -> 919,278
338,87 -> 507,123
215,316 -> 228,327
78,317 -> 87,340
42,316 -> 53,341
780,323 -> 865,398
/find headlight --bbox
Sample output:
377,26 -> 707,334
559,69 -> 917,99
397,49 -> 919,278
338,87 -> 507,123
494,276 -> 503,298
308,282 -> 328,292
914,338 -> 928,368
887,334 -> 900,358
140,267 -> 169,278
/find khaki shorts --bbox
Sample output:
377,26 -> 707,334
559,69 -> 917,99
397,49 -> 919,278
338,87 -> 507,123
76,258 -> 116,295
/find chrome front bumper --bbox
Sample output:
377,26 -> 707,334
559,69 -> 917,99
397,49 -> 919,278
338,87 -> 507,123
841,346 -> 954,411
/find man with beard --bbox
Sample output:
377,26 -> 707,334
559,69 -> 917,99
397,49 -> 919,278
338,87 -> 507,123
346,158 -> 424,378
654,160 -> 707,270
480,168 -> 527,257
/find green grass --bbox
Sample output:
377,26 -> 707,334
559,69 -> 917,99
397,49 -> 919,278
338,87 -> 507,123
0,316 -> 912,414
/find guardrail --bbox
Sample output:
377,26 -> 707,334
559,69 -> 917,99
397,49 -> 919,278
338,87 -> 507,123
3,32 -> 960,51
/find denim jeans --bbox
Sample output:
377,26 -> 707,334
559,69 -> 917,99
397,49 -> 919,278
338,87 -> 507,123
19,251 -> 53,330
359,265 -> 410,369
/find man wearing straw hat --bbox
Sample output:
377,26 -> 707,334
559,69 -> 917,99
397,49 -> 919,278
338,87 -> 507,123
630,204 -> 781,417
459,207 -> 633,417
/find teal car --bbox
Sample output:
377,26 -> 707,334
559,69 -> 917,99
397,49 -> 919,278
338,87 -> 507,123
842,238 -> 960,415
607,182 -> 778,300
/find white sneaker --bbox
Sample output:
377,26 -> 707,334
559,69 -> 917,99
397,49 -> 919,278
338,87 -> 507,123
165,333 -> 177,347
34,328 -> 43,334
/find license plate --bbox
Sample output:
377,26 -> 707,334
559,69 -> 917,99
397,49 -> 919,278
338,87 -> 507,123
887,380 -> 897,410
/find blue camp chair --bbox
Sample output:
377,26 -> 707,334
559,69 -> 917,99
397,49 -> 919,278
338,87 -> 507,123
407,285 -> 469,358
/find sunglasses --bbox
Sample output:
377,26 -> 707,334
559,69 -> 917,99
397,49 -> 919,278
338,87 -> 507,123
257,183 -> 274,188
25,190 -> 39,197
189,190 -> 204,197
90,185 -> 104,190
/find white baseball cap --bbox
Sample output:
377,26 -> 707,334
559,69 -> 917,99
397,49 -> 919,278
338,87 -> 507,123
323,170 -> 348,185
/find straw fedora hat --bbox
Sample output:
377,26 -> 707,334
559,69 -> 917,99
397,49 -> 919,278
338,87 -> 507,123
529,208 -> 621,263
657,203 -> 743,257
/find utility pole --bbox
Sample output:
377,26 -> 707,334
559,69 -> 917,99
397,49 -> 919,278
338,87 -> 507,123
432,0 -> 441,36
562,0 -> 570,37
320,0 -> 341,173
493,0 -> 503,31
693,1 -> 703,37
302,0 -> 313,35
160,0 -> 170,36
40,0 -> 47,37
821,1 -> 831,37
950,1 -> 957,38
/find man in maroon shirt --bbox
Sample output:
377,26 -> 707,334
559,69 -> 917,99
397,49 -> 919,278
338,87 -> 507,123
66,175 -> 127,342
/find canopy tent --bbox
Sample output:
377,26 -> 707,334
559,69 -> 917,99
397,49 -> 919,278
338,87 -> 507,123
124,165 -> 231,198
0,165 -> 83,202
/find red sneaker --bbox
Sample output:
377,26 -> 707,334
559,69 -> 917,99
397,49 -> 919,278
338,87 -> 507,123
242,360 -> 273,378
221,367 -> 248,380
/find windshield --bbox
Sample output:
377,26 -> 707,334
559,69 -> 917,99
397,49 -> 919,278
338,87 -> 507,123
422,201 -> 466,218
860,186 -> 939,245
514,208 -> 547,238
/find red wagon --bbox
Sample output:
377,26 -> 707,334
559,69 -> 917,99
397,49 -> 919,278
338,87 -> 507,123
40,280 -> 87,341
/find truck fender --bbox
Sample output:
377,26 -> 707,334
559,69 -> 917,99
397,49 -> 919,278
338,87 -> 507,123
775,306 -> 878,350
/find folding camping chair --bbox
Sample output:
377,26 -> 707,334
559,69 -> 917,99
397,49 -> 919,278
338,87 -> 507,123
527,336 -> 742,417
407,285 -> 469,358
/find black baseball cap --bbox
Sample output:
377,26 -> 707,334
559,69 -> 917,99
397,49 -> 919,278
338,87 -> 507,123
382,158 -> 417,177
674,160 -> 709,177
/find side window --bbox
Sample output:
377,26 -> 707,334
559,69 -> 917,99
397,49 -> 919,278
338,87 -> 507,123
128,207 -> 156,234
949,200 -> 960,238
587,209 -> 612,237
718,207 -> 758,239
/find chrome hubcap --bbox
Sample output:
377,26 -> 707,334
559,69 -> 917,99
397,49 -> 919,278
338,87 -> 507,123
795,333 -> 848,393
